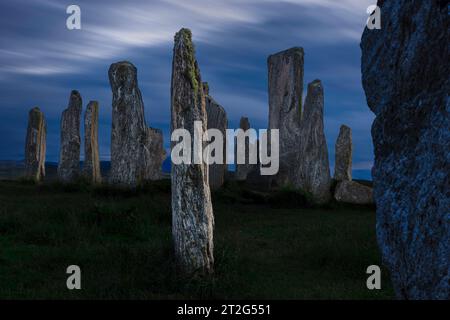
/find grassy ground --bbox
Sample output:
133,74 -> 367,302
0,179 -> 394,299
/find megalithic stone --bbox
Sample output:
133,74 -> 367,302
361,0 -> 449,299
170,28 -> 214,274
25,107 -> 46,182
204,82 -> 228,190
82,101 -> 101,184
268,47 -> 304,186
297,80 -> 331,204
145,127 -> 166,180
334,124 -> 352,181
235,117 -> 255,181
58,90 -> 82,182
109,61 -> 163,186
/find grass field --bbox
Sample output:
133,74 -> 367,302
0,179 -> 394,299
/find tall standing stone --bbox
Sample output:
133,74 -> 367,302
24,107 -> 46,182
170,28 -> 214,274
109,61 -> 164,186
235,117 -> 255,181
58,90 -> 82,182
204,82 -> 228,190
297,80 -> 331,204
334,125 -> 352,181
82,101 -> 101,184
268,47 -> 304,186
361,0 -> 449,299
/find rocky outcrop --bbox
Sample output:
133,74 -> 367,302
296,80 -> 331,204
82,101 -> 101,184
24,107 -> 46,182
361,1 -> 449,299
268,47 -> 303,186
109,61 -> 163,186
235,117 -> 256,181
58,90 -> 82,182
204,82 -> 228,190
334,180 -> 373,205
334,125 -> 352,181
170,28 -> 214,274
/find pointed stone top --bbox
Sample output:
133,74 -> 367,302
240,117 -> 250,130
87,100 -> 99,108
340,124 -> 351,132
172,28 -> 201,96
30,106 -> 41,113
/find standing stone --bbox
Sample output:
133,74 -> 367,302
145,127 -> 166,180
235,117 -> 255,181
82,101 -> 101,184
204,82 -> 228,190
109,61 -> 163,186
268,47 -> 304,186
334,125 -> 352,181
297,80 -> 331,204
361,1 -> 449,299
24,107 -> 46,182
170,28 -> 214,274
58,90 -> 82,182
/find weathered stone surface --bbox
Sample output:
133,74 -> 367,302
109,61 -> 163,186
268,47 -> 303,186
204,82 -> 228,190
334,125 -> 352,181
82,101 -> 101,184
334,180 -> 373,205
235,117 -> 255,181
361,0 -> 449,299
58,90 -> 82,182
296,80 -> 331,204
24,107 -> 46,182
170,28 -> 214,274
145,127 -> 166,180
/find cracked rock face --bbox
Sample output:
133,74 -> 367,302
334,125 -> 352,181
170,28 -> 214,274
296,80 -> 331,204
109,61 -> 163,186
25,107 -> 46,182
361,0 -> 449,299
268,47 -> 304,186
58,90 -> 82,182
204,82 -> 228,190
82,101 -> 101,184
334,180 -> 373,205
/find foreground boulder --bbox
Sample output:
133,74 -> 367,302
268,48 -> 304,186
297,80 -> 331,204
58,90 -> 82,182
170,28 -> 214,274
82,101 -> 101,184
24,107 -> 46,182
109,61 -> 163,186
334,180 -> 373,205
361,0 -> 449,299
334,125 -> 352,181
204,82 -> 228,190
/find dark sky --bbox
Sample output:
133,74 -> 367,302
0,0 -> 376,178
